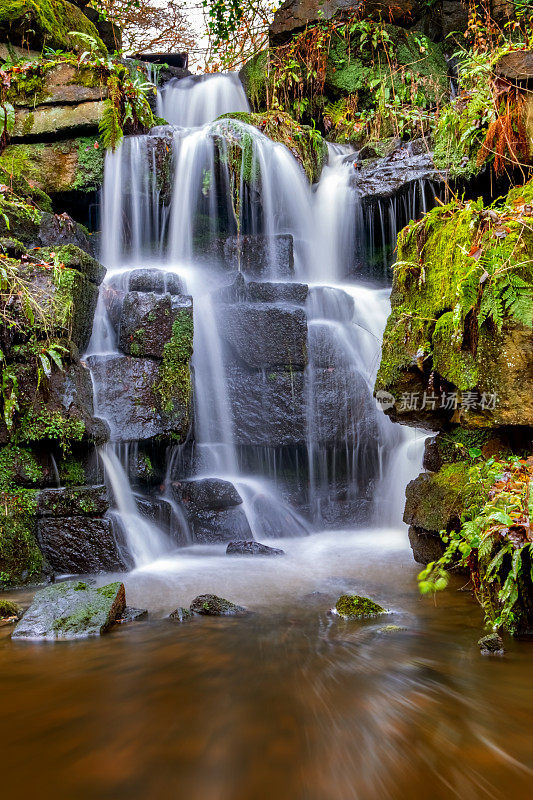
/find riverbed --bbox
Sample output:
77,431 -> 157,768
2,528 -> 533,799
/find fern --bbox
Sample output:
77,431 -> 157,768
99,76 -> 123,151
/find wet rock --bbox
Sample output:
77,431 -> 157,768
168,607 -> 194,623
13,101 -> 105,140
404,471 -> 464,533
190,507 -> 253,544
356,148 -> 443,201
37,244 -> 106,285
190,594 -> 248,617
87,354 -> 191,442
478,633 -> 505,655
408,526 -> 446,565
136,497 -> 173,532
119,292 -> 193,359
246,281 -> 308,304
38,213 -> 92,253
333,594 -> 386,619
37,485 -> 109,517
12,580 -> 126,640
0,599 -> 22,622
116,606 -> 148,624
37,517 -> 127,574
226,540 -> 285,556
222,234 -> 294,277
128,269 -> 184,295
171,478 -> 243,510
217,303 -> 307,370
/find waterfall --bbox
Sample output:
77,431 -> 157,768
87,72 -> 432,566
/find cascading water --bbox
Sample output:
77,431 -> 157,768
88,72 -> 429,566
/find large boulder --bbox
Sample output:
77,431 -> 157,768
0,1 -> 107,54
171,478 -> 253,543
37,517 -> 127,573
12,101 -> 105,141
87,353 -> 192,442
12,580 -> 126,640
118,292 -> 193,359
217,304 -> 307,369
404,466 -> 467,533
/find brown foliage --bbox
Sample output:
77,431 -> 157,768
476,84 -> 529,176
90,0 -> 194,53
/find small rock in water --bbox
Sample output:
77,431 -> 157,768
478,633 -> 504,655
116,606 -> 148,624
168,607 -> 194,623
226,540 -> 285,557
190,594 -> 248,617
12,580 -> 126,640
375,624 -> 407,635
0,599 -> 22,625
333,594 -> 386,619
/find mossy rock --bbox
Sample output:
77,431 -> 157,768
0,1 -> 106,55
324,24 -> 447,110
334,594 -> 386,618
1,138 -> 104,196
0,599 -> 22,620
189,594 -> 248,617
0,160 -> 52,212
12,580 -> 126,639
239,50 -> 270,112
404,463 -> 470,533
0,487 -> 44,588
218,111 -> 328,183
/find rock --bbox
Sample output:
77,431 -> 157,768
87,354 -> 191,442
134,52 -> 189,69
171,478 -> 243,510
39,212 -> 92,252
37,485 -> 109,517
168,607 -> 194,623
356,148 -> 443,201
0,599 -> 23,621
408,526 -> 446,565
0,236 -> 25,258
333,594 -> 386,618
13,63 -> 105,108
118,292 -> 193,359
12,101 -> 105,140
12,580 -> 126,640
269,0 -> 431,45
82,6 -> 122,51
226,540 -> 285,556
0,0 -> 107,54
37,517 -> 127,573
190,594 -> 248,617
495,50 -> 533,82
189,507 -> 252,544
404,468 -> 466,533
217,304 -> 307,369
1,138 -> 105,196
116,606 -> 148,624
478,632 -> 504,655
222,234 -> 294,276
136,497 -> 173,533
246,281 -> 308,304
37,245 -> 105,284
128,269 -> 184,295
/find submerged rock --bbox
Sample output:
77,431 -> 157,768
168,607 -> 194,623
333,594 -> 386,619
116,606 -> 148,624
190,594 -> 249,617
226,540 -> 285,556
478,633 -> 505,655
12,580 -> 126,640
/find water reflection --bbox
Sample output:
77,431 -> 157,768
2,529 -> 533,799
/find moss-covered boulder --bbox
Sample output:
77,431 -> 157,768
334,594 -> 386,618
404,464 -> 469,533
1,138 -> 105,195
0,1 -> 106,54
12,101 -> 105,141
219,111 -> 328,183
12,580 -> 126,640
189,594 -> 249,616
375,188 -> 533,429
324,24 -> 447,111
0,599 -> 22,621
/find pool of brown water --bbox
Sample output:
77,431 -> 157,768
2,528 -> 533,800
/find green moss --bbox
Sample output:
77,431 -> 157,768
335,594 -> 386,618
0,149 -> 53,212
73,137 -> 105,192
0,599 -> 22,618
0,0 -> 106,54
15,409 -> 85,452
155,310 -> 194,424
0,445 -> 43,490
240,50 -> 270,112
58,457 -> 86,486
436,429 -> 495,464
0,487 -> 43,588
432,312 -> 479,390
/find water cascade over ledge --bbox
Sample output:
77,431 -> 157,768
87,73 -> 428,564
